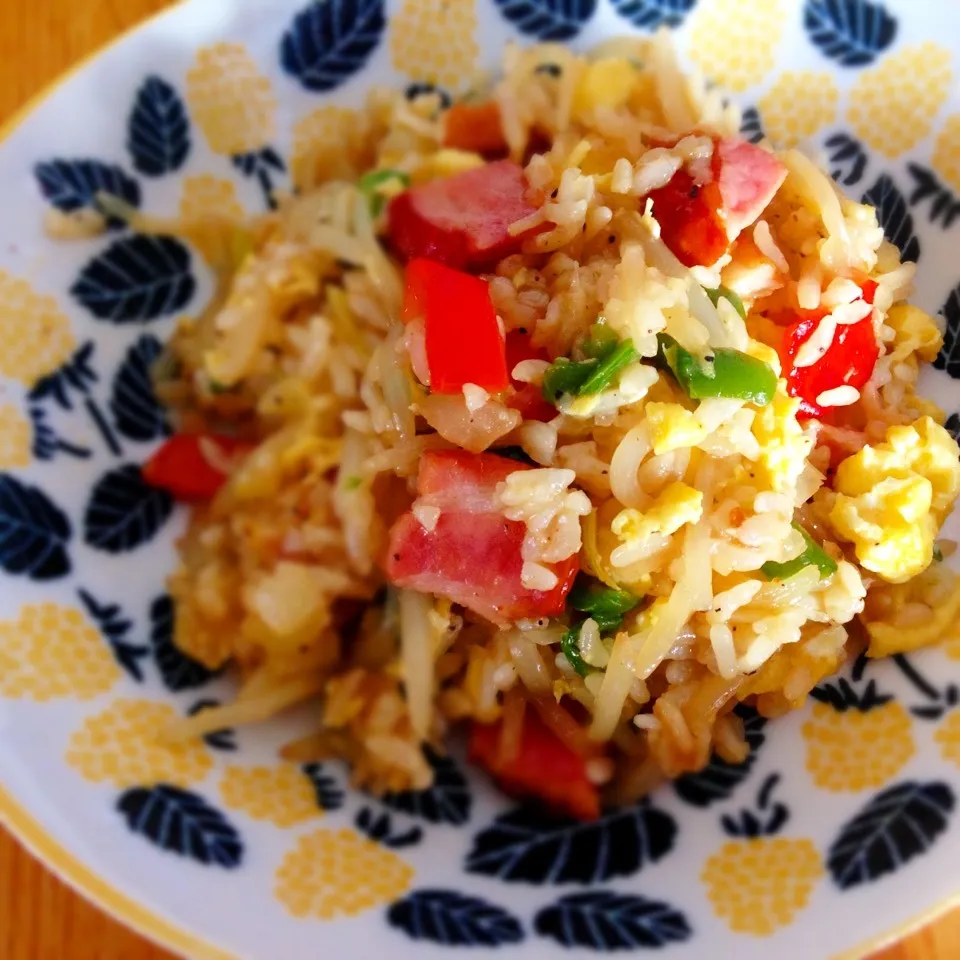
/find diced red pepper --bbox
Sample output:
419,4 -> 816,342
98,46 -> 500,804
142,434 -> 251,501
386,160 -> 541,270
645,137 -> 786,267
505,331 -> 556,422
469,710 -> 601,820
774,283 -> 879,419
403,258 -> 508,393
386,450 -> 580,623
647,168 -> 728,268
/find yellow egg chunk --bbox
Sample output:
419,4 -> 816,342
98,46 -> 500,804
886,304 -> 943,362
572,59 -> 637,120
613,481 -> 704,543
830,418 -> 960,582
752,387 -> 811,494
412,149 -> 486,184
645,402 -> 708,454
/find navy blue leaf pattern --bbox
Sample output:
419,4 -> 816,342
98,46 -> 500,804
117,784 -> 243,868
33,159 -> 140,228
907,164 -> 960,230
28,405 -> 91,461
150,595 -> 217,691
466,800 -> 676,884
0,475 -> 71,580
608,0 -> 695,29
828,781 -> 954,889
127,76 -> 191,177
110,334 -> 169,442
535,891 -> 692,950
675,706 -> 767,807
492,0 -> 597,41
862,175 -> 920,263
383,749 -> 471,825
803,0 -> 896,66
826,132 -> 868,187
280,0 -> 385,93
740,106 -> 764,145
83,465 -> 173,553
355,807 -> 423,848
303,763 -> 344,811
945,412 -> 960,444
27,342 -> 97,411
78,589 -> 149,681
187,699 -> 237,752
388,889 -> 525,946
71,235 -> 195,322
933,285 -> 960,374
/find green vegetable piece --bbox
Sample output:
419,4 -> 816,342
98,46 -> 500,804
358,169 -> 411,218
579,340 -> 639,395
541,357 -> 596,403
705,285 -> 747,320
581,323 -> 619,361
934,544 -> 944,563
343,475 -> 363,490
570,578 -> 641,623
560,625 -> 591,677
658,334 -> 776,406
761,523 -> 838,581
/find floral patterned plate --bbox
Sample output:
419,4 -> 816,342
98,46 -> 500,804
1,0 -> 960,957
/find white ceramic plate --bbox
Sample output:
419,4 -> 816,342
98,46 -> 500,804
1,1 -> 960,957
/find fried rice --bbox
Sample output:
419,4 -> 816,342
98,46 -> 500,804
99,31 -> 960,814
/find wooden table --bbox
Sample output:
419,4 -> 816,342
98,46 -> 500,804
0,2 -> 956,958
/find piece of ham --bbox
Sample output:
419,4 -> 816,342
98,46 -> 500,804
386,450 -> 579,624
386,160 -> 542,270
647,137 -> 787,267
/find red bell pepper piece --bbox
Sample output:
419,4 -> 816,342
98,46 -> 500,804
645,137 -> 787,267
505,331 -> 556,422
469,710 -> 601,820
403,258 -> 508,393
142,434 -> 251,501
386,160 -> 541,270
775,280 -> 879,419
386,450 -> 580,624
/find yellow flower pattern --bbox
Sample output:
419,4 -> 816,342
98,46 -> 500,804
290,106 -> 366,191
802,701 -> 914,792
687,0 -> 783,93
0,604 -> 120,701
702,837 -> 823,935
932,114 -> 960,194
179,175 -> 246,266
934,710 -> 960,768
757,72 -> 838,147
390,0 -> 479,91
275,828 -> 414,919
847,44 -> 953,158
186,43 -> 277,156
66,700 -> 213,788
220,764 -> 321,828
0,271 -> 75,386
0,404 -> 31,468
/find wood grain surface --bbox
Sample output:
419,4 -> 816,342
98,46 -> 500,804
0,2 -> 956,958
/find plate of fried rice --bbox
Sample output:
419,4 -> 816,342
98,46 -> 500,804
2,0 -> 960,956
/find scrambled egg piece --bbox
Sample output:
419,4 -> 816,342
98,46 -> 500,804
751,386 -> 812,493
412,149 -> 485,184
645,402 -> 708,454
613,481 -> 704,543
573,59 -> 636,120
863,565 -> 960,657
829,417 -> 960,583
886,304 -> 943,361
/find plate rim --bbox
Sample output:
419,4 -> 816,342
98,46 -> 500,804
0,2 -> 957,958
